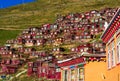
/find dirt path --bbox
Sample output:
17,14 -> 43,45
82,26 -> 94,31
0,28 -> 24,30
9,69 -> 27,81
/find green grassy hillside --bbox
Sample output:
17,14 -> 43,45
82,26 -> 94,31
0,30 -> 21,45
0,0 -> 120,45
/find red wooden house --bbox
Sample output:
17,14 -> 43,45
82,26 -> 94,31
30,31 -> 36,37
6,39 -> 15,44
22,29 -> 29,34
29,27 -> 39,32
89,24 -> 101,35
53,38 -> 64,46
71,44 -> 91,53
85,12 -> 91,19
27,55 -> 60,80
27,62 -> 33,76
79,31 -> 91,39
35,38 -> 45,46
42,24 -> 51,30
17,37 -> 23,44
90,10 -> 99,17
91,42 -> 105,54
0,50 -> 13,58
25,39 -> 34,47
1,59 -> 24,74
30,51 -> 46,57
17,47 -> 25,53
24,48 -> 33,54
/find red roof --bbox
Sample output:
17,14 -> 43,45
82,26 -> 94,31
58,57 -> 84,67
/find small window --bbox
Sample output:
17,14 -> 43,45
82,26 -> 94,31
81,49 -> 83,52
91,29 -> 94,32
95,29 -> 98,31
92,26 -> 94,28
100,48 -> 104,51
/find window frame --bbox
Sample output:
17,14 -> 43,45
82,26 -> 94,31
79,67 -> 84,81
108,50 -> 111,69
111,47 -> 116,67
117,41 -> 120,64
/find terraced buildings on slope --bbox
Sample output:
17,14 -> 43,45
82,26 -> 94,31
0,8 -> 118,81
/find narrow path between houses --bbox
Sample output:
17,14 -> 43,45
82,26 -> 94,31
9,69 -> 27,81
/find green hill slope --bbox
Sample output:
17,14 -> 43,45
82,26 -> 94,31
0,0 -> 120,45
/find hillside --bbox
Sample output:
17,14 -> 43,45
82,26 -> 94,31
0,0 -> 120,45
0,1 -> 119,80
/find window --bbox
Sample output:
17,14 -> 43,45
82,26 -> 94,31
79,68 -> 84,81
117,42 -> 120,63
84,48 -> 88,51
64,70 -> 68,81
87,36 -> 90,39
100,48 -> 104,51
71,69 -> 76,81
71,48 -> 75,52
95,29 -> 98,32
108,51 -> 111,69
42,68 -> 45,73
111,48 -> 116,67
92,25 -> 94,29
91,29 -> 94,32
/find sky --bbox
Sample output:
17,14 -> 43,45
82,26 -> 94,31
0,0 -> 35,9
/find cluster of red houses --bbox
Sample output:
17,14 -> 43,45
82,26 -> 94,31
0,45 -> 26,74
71,42 -> 105,54
0,8 -> 118,80
25,8 -> 117,80
1,59 -> 24,74
6,8 -> 117,47
27,53 -> 61,80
